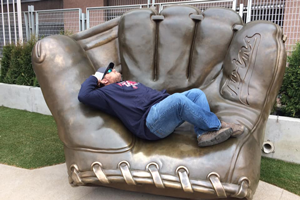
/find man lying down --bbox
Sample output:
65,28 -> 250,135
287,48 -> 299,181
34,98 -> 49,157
78,62 -> 245,147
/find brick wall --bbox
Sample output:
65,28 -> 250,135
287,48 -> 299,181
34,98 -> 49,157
63,0 -> 106,11
283,0 -> 300,52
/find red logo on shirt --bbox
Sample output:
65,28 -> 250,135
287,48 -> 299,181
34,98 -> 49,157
117,81 -> 139,89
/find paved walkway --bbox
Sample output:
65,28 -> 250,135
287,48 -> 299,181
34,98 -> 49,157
0,163 -> 299,200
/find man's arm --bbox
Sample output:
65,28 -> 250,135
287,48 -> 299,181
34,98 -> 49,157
78,75 -> 107,109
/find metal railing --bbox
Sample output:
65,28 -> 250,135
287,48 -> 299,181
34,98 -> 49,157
236,0 -> 299,52
86,0 -> 236,29
281,0 -> 300,52
0,11 -> 26,55
86,4 -> 149,29
24,7 -> 82,40
156,0 -> 236,12
1,0 -> 300,55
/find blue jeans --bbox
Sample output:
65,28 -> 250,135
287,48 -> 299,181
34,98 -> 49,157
146,89 -> 221,139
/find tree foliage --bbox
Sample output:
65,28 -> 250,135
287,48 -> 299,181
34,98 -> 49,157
0,37 -> 38,86
279,42 -> 300,117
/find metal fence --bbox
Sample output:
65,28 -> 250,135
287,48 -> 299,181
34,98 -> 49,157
0,11 -> 26,55
1,0 -> 300,55
236,0 -> 299,52
87,4 -> 149,29
0,7 -> 82,55
87,0 -> 300,53
282,0 -> 300,52
86,0 -> 236,29
24,7 -> 82,40
156,0 -> 236,12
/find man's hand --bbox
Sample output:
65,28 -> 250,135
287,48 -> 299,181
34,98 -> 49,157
93,72 -> 105,86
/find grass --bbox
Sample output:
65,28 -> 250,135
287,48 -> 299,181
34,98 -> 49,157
0,107 -> 299,195
0,106 -> 65,169
260,156 -> 300,196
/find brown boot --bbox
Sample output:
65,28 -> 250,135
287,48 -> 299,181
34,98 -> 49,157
221,121 -> 245,137
197,127 -> 233,147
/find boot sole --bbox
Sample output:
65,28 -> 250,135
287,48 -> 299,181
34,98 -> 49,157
198,128 -> 233,147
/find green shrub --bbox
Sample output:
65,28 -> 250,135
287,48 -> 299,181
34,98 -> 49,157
59,29 -> 73,36
18,37 -> 38,86
0,44 -> 13,82
0,37 -> 38,86
3,44 -> 23,84
279,42 -> 300,117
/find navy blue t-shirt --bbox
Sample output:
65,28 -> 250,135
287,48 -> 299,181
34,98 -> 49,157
78,76 -> 169,140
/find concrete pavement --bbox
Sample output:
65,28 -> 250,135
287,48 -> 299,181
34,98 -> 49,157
0,163 -> 299,200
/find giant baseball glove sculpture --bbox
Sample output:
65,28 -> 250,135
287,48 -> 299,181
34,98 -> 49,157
32,6 -> 286,200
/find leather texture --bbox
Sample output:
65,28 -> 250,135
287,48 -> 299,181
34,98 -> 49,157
32,6 -> 286,200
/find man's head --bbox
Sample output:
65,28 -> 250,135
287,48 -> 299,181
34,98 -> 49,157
101,69 -> 122,86
95,62 -> 122,86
